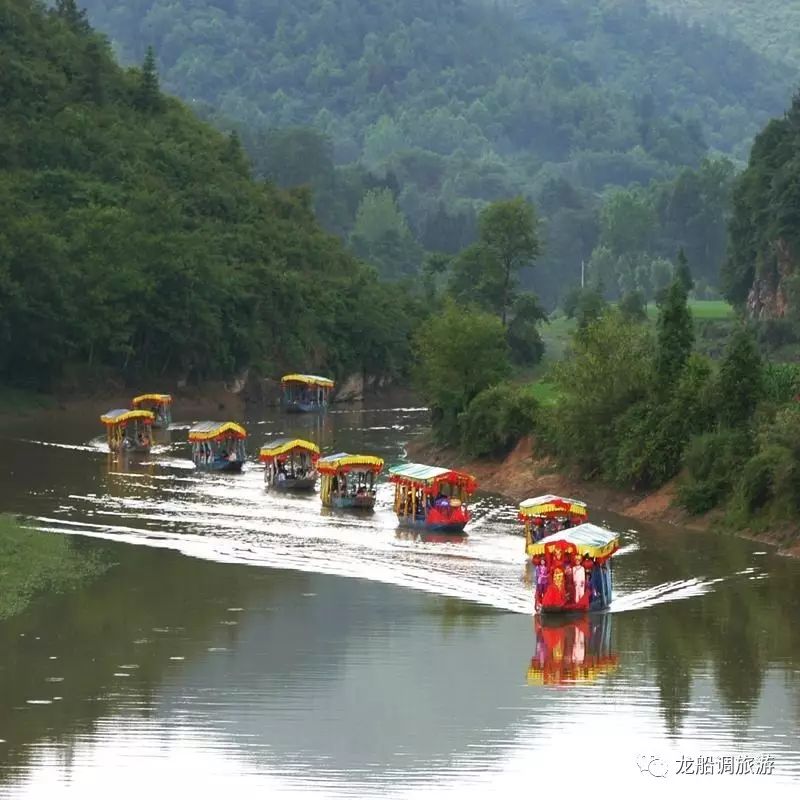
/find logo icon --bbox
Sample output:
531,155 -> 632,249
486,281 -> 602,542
637,755 -> 669,778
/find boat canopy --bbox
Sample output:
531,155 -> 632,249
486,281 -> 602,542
280,374 -> 335,388
317,453 -> 384,473
188,421 -> 247,441
388,463 -> 477,493
527,522 -> 619,559
132,393 -> 172,407
519,494 -> 588,519
100,409 -> 155,425
259,438 -> 320,461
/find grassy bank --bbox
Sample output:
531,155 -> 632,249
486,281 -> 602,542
0,388 -> 57,416
0,515 -> 109,620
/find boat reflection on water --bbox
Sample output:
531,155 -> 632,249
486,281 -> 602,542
527,614 -> 617,686
395,529 -> 468,545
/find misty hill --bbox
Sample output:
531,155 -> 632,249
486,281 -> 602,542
0,0 -> 418,389
650,0 -> 800,68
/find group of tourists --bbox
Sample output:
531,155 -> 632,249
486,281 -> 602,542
529,515 -> 574,543
533,551 -> 611,610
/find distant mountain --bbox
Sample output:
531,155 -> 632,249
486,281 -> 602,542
75,0 -> 793,301
650,0 -> 800,68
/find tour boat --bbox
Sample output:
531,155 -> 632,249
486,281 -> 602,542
131,393 -> 173,428
188,421 -> 247,472
519,494 -> 589,556
100,409 -> 155,453
529,523 -> 619,615
527,614 -> 617,685
259,437 -> 320,491
318,453 -> 384,509
388,463 -> 477,533
281,374 -> 334,413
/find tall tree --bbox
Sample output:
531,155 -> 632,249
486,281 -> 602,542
54,0 -> 90,34
135,46 -> 162,113
413,300 -> 510,441
478,197 -> 540,326
717,325 -> 763,428
655,277 -> 694,389
674,247 -> 694,295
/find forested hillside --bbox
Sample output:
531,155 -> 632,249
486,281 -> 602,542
0,0 -> 421,390
723,92 -> 800,322
650,0 -> 800,68
78,0 -> 791,302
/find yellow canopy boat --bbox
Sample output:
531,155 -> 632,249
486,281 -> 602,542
188,421 -> 247,472
131,393 -> 172,427
280,374 -> 334,412
318,453 -> 384,509
100,409 -> 154,453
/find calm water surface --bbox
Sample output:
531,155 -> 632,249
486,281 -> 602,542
0,404 -> 799,797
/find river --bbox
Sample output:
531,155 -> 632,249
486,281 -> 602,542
0,402 -> 799,797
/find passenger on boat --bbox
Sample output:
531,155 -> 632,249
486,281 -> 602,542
572,552 -> 586,604
564,556 -> 575,602
542,563 -> 566,608
582,553 -> 593,597
535,557 -> 549,603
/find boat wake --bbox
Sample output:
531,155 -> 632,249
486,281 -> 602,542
609,576 -> 727,613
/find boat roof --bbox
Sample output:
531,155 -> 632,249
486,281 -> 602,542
317,452 -> 384,472
388,462 -> 477,491
100,408 -> 154,424
527,522 -> 620,559
132,393 -> 172,405
188,421 -> 247,441
281,373 -> 335,388
519,494 -> 588,518
259,438 -> 320,460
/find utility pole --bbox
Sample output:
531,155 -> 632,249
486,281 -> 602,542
581,259 -> 585,288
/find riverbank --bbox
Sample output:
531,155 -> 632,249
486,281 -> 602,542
0,379 -> 417,423
0,514 -> 110,620
407,434 -> 800,557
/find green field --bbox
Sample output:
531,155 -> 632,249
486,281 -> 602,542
646,300 -> 736,321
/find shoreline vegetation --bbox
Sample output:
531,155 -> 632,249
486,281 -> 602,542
0,514 -> 110,620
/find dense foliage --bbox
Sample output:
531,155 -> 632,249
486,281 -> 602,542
651,0 -> 800,67
0,0 -> 423,389
723,93 -> 800,312
78,0 -> 789,304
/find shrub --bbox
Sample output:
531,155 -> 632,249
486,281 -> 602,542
459,382 -> 539,457
678,430 -> 752,514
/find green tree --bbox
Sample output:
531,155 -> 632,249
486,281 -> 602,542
349,188 -> 422,278
674,247 -> 694,295
477,197 -> 540,326
655,278 -> 694,389
506,292 -> 547,365
717,324 -> 763,428
544,310 -> 653,478
135,46 -> 162,113
618,289 -> 647,321
53,0 -> 90,34
413,301 -> 511,442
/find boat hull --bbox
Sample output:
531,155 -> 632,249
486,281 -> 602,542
111,444 -> 151,454
396,515 -> 467,534
325,495 -> 376,510
195,459 -> 244,473
272,477 -> 317,491
539,602 -> 610,615
284,401 -> 327,413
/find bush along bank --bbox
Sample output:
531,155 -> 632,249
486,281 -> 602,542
413,260 -> 800,547
0,515 -> 110,620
